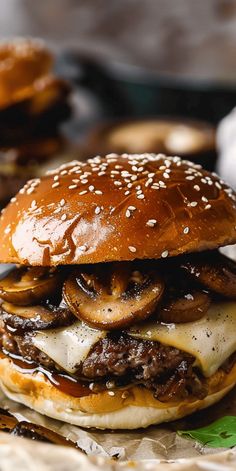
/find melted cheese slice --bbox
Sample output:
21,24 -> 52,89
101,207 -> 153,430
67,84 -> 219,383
32,302 -> 236,378
128,302 -> 236,377
32,322 -> 106,373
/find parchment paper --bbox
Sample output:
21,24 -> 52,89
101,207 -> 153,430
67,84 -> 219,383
0,385 -> 236,465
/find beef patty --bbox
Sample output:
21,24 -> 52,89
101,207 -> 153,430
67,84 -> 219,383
0,328 -> 208,401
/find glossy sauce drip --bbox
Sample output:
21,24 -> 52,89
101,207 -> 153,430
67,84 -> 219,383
1,349 -> 92,398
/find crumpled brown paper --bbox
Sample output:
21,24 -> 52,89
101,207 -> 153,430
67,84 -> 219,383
0,385 -> 236,469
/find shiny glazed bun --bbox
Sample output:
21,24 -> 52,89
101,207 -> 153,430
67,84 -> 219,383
0,356 -> 235,429
0,38 -> 52,109
0,153 -> 236,266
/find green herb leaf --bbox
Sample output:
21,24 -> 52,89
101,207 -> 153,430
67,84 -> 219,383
177,416 -> 236,448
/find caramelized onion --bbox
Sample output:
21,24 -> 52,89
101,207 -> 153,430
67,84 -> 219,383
0,267 -> 62,306
12,421 -> 78,448
63,264 -> 164,330
0,302 -> 74,333
159,289 -> 211,323
0,409 -> 18,432
0,408 -> 77,448
181,252 -> 236,299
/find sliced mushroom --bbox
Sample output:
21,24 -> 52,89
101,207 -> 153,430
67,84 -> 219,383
158,288 -> 211,323
0,267 -> 63,306
63,263 -> 165,330
181,251 -> 236,299
0,302 -> 74,333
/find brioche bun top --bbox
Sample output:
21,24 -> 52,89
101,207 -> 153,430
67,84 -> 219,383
0,153 -> 235,266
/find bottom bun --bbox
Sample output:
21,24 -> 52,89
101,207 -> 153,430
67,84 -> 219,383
0,356 -> 235,429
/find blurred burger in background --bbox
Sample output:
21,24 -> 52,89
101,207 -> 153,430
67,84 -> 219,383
0,38 -> 72,207
84,118 -> 216,171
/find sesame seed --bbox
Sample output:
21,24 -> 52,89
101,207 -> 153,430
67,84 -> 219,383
27,188 -> 35,195
128,206 -> 136,211
137,194 -> 145,199
163,172 -> 170,179
114,181 -> 122,186
161,250 -> 169,258
108,391 -> 115,396
54,208 -> 61,214
215,182 -> 222,190
121,391 -> 129,399
89,185 -> 95,192
4,226 -> 11,234
190,201 -> 198,207
164,159 -> 172,167
124,191 -> 130,195
98,171 -> 105,176
52,182 -> 60,188
145,178 -> 153,187
68,185 -> 77,190
186,175 -> 195,180
201,196 -> 208,202
31,180 -> 40,187
79,190 -> 87,195
131,175 -> 137,181
194,185 -> 200,191
81,179 -> 88,184
95,206 -> 101,215
146,219 -> 157,227
60,170 -> 68,176
54,175 -> 59,181
10,197 -> 16,203
61,214 -> 67,221
127,183 -> 132,188
205,204 -> 212,210
95,190 -> 103,195
183,227 -> 190,234
126,210 -> 131,218
60,199 -> 65,207
128,246 -> 137,253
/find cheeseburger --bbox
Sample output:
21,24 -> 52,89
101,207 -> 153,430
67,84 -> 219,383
0,153 -> 235,430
